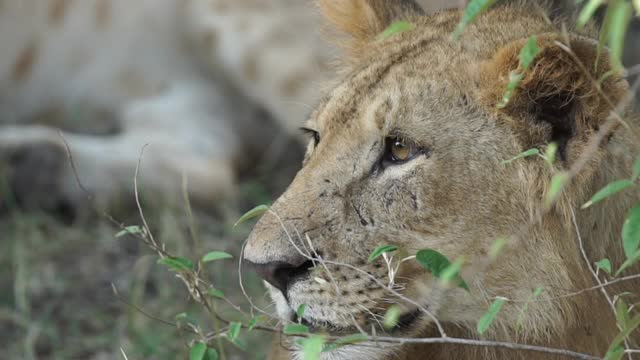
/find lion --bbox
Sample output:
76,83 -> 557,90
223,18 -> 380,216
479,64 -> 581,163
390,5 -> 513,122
243,0 -> 640,359
0,0 -> 338,212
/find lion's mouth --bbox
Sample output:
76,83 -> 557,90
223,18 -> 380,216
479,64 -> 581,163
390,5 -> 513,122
393,308 -> 423,331
291,307 -> 422,335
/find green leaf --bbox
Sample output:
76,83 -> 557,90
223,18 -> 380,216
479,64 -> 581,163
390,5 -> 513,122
477,297 -> 507,334
228,322 -> 242,341
283,324 -> 310,335
334,333 -> 368,346
383,305 -> 401,329
204,348 -> 219,360
632,156 -> 640,181
248,316 -> 265,331
603,346 -> 625,360
296,304 -> 308,319
605,0 -> 632,69
545,172 -> 570,208
190,343 -> 207,360
497,72 -> 524,109
234,205 -> 269,227
439,257 -> 469,290
582,180 -> 634,209
606,313 -> 640,355
543,142 -> 558,166
577,0 -> 605,29
416,249 -> 469,290
416,249 -> 451,277
453,0 -> 498,38
300,335 -> 326,360
115,225 -> 143,238
595,258 -> 612,275
532,287 -> 543,297
518,36 -> 540,71
622,203 -> 640,260
208,288 -> 225,299
489,238 -> 507,260
497,36 -> 539,108
157,257 -> 193,272
368,245 -> 398,263
378,21 -> 415,40
501,148 -> 539,165
440,257 -> 464,282
615,298 -> 630,329
175,312 -> 189,322
201,251 -> 233,263
615,251 -> 640,276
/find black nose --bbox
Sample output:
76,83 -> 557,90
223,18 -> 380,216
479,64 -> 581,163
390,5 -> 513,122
246,259 -> 314,293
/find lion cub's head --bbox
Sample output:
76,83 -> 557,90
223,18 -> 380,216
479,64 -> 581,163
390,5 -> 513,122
244,0 -> 638,358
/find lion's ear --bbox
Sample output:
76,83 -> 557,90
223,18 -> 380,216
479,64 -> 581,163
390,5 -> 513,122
317,0 -> 424,56
481,34 -> 628,162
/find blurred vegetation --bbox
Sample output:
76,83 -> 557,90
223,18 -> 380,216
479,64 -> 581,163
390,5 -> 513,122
0,171 -> 297,360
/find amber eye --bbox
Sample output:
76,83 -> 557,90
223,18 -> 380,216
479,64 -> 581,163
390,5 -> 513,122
383,136 -> 421,165
391,139 -> 410,161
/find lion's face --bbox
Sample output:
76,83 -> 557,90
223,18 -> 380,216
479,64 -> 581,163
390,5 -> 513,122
247,50 -> 523,327
244,0 -> 631,357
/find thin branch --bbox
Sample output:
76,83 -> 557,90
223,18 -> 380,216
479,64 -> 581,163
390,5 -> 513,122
571,208 -> 633,357
238,238 -> 274,319
506,273 -> 640,303
355,336 -> 601,360
133,144 -> 161,252
111,284 -> 192,332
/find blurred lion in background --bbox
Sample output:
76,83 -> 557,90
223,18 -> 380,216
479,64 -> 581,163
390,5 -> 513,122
0,0 -> 455,214
0,0 -> 332,213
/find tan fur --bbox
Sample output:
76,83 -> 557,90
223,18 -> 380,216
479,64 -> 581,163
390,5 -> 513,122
244,1 -> 640,359
318,0 -> 424,57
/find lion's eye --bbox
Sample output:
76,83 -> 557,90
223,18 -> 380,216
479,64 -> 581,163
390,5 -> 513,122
383,136 -> 421,165
391,140 -> 410,161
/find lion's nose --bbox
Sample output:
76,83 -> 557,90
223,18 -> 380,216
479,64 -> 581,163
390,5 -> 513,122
246,258 -> 314,293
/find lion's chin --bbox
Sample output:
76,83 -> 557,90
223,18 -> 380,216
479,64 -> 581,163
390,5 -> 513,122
268,281 -> 426,336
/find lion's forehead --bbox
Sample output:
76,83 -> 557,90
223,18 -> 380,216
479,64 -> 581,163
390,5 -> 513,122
314,61 -> 467,137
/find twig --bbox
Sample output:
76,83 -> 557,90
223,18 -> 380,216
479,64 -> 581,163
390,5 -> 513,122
505,273 -> 640,303
119,348 -> 129,360
571,208 -> 633,358
133,144 -> 161,252
355,336 -> 601,360
111,284 -> 192,332
57,131 -> 127,230
238,238 -> 274,319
